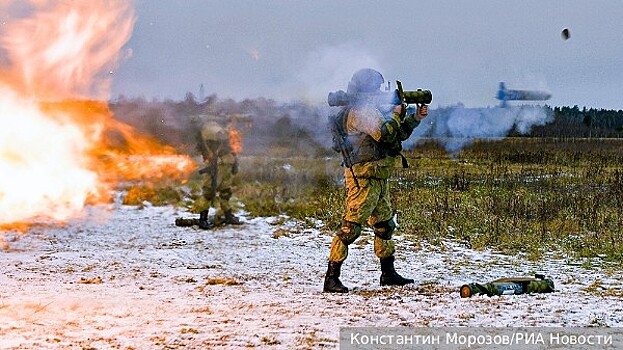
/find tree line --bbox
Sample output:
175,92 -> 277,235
529,105 -> 623,138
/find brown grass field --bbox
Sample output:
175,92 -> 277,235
127,137 -> 623,265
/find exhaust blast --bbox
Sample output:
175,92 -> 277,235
0,1 -> 194,229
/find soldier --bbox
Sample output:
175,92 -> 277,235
196,117 -> 242,228
323,68 -> 429,293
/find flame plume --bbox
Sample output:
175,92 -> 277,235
1,1 -> 134,101
0,1 -> 194,227
229,128 -> 243,155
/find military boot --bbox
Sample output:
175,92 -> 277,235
380,256 -> 414,286
197,210 -> 213,230
224,209 -> 242,225
323,261 -> 349,293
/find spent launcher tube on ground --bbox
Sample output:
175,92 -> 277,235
460,274 -> 555,297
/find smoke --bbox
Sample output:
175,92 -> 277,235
296,43 -> 381,103
289,44 -> 385,147
410,104 -> 553,152
293,44 -> 554,154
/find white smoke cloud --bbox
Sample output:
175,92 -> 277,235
296,43 -> 381,103
411,104 -> 553,153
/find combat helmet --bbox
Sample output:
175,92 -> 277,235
201,120 -> 227,142
347,68 -> 384,93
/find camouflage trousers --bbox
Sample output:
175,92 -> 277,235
197,162 -> 235,217
329,176 -> 395,262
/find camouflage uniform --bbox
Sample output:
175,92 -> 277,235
324,68 -> 425,293
197,121 -> 241,225
329,105 -> 401,263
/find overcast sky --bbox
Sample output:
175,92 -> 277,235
111,1 -> 622,109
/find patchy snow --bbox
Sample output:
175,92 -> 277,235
1,202 -> 622,349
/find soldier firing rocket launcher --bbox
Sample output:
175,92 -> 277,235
328,80 -> 432,112
327,80 -> 432,188
460,274 -> 555,298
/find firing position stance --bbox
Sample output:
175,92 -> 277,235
324,68 -> 429,293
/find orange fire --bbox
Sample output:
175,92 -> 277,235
0,1 -> 194,227
229,127 -> 243,155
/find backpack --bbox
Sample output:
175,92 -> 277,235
328,107 -> 355,167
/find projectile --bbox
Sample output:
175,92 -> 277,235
496,82 -> 551,107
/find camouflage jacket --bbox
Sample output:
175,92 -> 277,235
340,104 -> 420,179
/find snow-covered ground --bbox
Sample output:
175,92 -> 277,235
1,202 -> 622,349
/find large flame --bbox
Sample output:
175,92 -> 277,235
0,88 -> 102,224
1,0 -> 135,101
0,1 -> 194,227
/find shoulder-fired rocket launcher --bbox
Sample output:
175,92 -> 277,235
328,80 -> 432,109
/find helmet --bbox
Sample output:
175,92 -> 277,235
201,120 -> 226,142
347,68 -> 384,93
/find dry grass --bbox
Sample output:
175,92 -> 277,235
132,137 -> 623,264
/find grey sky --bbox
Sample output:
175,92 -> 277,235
111,1 -> 623,109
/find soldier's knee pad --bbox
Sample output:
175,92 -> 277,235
336,220 -> 362,245
373,219 -> 395,240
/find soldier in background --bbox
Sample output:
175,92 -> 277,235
195,117 -> 242,228
323,68 -> 428,293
